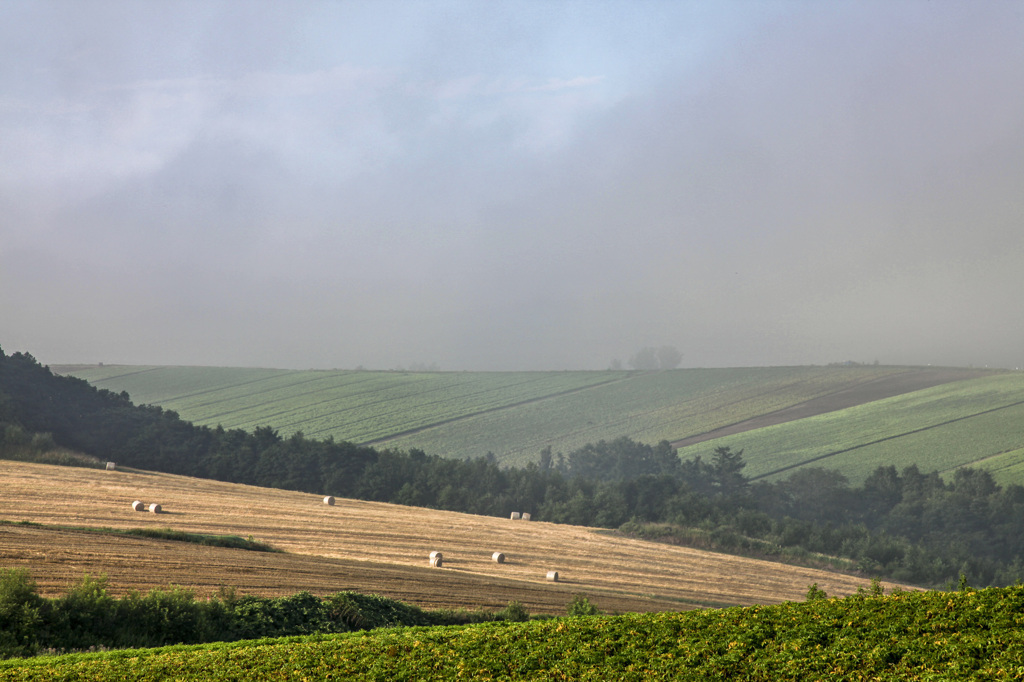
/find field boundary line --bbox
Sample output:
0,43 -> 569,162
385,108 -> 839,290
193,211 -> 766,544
749,397 -> 1024,481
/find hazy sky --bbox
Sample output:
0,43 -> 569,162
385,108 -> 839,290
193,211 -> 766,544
2,1 -> 1023,370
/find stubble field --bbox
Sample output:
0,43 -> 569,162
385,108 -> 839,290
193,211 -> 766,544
0,461 -> 892,615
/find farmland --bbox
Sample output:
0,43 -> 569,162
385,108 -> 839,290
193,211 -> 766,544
675,371 -> 1024,485
0,460 -> 890,614
4,585 -> 1024,681
54,364 -> 991,468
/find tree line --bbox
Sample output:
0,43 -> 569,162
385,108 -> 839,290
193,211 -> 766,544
3,345 -> 1024,588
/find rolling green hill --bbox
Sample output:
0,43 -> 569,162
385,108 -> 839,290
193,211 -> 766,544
676,372 -> 1024,485
51,364 -> 1019,484
52,364 -> 945,463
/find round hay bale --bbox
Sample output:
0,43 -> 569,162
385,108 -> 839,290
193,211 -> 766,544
430,556 -> 443,568
323,496 -> 335,506
148,503 -> 161,514
510,512 -> 521,520
105,462 -> 116,470
546,570 -> 559,582
429,551 -> 443,561
521,512 -> 531,521
131,500 -> 145,512
491,552 -> 506,563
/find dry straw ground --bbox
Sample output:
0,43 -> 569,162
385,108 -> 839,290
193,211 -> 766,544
0,461 -> 893,615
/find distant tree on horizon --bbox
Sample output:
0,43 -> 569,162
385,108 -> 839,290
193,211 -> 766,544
628,346 -> 682,370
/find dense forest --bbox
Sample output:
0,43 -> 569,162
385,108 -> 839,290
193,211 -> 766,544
3,345 -> 1024,588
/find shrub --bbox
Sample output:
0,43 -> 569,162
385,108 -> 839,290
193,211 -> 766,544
805,583 -> 829,601
49,574 -> 115,650
0,569 -> 42,658
496,600 -> 530,622
566,594 -> 601,616
116,587 -> 203,647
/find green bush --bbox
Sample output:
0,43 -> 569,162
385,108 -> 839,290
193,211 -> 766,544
0,577 -> 521,659
495,600 -> 530,622
805,583 -> 828,601
0,569 -> 43,658
116,588 -> 204,648
566,594 -> 601,616
48,574 -> 116,650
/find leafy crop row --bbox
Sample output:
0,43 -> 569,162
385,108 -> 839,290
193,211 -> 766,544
5,585 -> 1024,680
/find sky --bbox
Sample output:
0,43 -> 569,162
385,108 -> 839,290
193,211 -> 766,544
2,0 -> 1023,371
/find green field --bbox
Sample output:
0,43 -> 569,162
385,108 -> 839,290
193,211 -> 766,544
55,365 -> 929,463
4,586 -> 1024,680
53,364 -> 1024,484
676,372 -> 1024,485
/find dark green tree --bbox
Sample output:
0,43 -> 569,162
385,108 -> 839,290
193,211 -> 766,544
711,446 -> 747,497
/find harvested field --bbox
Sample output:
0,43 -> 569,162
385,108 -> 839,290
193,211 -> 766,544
0,461 -> 896,614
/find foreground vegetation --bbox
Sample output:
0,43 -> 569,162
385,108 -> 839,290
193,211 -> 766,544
3,583 -> 1024,680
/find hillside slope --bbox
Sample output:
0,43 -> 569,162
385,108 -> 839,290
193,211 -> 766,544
53,364 -> 989,466
0,460 -> 892,613
676,372 -> 1024,485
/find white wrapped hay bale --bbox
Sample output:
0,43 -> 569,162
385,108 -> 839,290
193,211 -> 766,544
546,570 -> 559,582
105,462 -> 116,470
521,513 -> 531,521
148,503 -> 161,513
131,500 -> 145,512
510,512 -> 521,520
323,496 -> 335,505
492,552 -> 506,563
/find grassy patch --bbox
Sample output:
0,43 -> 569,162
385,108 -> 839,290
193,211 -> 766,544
0,520 -> 282,553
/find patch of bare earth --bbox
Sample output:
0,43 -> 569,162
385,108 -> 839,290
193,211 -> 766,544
0,461 -> 899,614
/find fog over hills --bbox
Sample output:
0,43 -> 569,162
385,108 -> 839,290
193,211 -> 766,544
2,1 -> 1022,370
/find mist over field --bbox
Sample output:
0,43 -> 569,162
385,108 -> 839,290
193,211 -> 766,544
2,1 -> 1022,371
